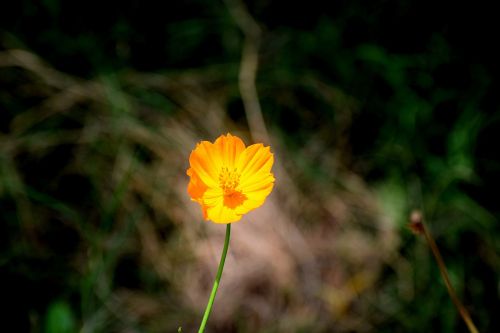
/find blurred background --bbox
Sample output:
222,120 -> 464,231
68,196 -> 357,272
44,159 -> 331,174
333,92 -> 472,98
1,0 -> 499,332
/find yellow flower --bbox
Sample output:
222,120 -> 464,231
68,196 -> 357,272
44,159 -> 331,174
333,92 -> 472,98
187,133 -> 275,223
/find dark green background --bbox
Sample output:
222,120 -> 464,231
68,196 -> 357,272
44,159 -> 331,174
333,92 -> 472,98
1,1 -> 499,332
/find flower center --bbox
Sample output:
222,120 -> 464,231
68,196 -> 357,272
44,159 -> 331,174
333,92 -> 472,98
219,167 -> 240,195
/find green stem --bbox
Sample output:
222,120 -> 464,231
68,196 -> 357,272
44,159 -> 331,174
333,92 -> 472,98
198,224 -> 231,333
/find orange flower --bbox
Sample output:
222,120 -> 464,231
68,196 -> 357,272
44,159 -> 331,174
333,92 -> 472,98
187,133 -> 275,223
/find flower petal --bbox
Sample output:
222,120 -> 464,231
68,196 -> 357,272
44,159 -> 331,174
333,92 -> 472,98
203,188 -> 243,223
189,141 -> 222,187
213,133 -> 246,169
237,144 -> 273,183
186,168 -> 207,201
237,144 -> 274,190
239,172 -> 275,193
235,182 -> 274,215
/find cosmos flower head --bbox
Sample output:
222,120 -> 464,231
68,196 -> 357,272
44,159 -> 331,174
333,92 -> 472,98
187,133 -> 275,223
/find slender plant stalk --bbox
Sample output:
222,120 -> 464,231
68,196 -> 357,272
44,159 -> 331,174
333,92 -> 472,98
198,224 -> 231,333
410,213 -> 479,333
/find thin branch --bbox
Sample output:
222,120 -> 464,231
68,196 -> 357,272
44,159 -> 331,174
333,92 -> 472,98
409,211 -> 479,333
224,0 -> 269,144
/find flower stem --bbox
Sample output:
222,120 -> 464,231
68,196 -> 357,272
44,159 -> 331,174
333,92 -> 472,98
422,224 -> 479,333
410,212 -> 479,333
198,224 -> 231,333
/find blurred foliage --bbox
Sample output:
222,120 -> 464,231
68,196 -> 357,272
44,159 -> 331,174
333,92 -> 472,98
1,0 -> 500,332
44,301 -> 76,333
